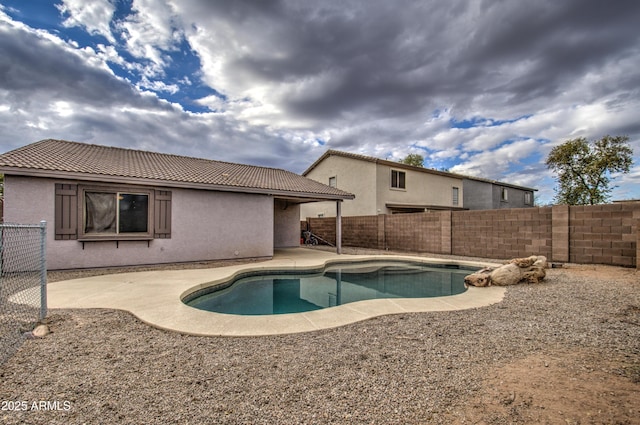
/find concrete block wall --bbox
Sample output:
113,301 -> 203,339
384,212 -> 444,252
567,203 -> 638,267
552,205 -> 570,262
440,210 -> 452,255
306,217 -> 336,245
451,207 -> 553,260
303,201 -> 639,268
343,216 -> 378,248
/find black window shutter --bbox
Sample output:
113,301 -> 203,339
55,184 -> 78,240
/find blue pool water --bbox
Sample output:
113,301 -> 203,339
184,261 -> 475,315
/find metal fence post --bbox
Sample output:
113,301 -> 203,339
39,220 -> 47,320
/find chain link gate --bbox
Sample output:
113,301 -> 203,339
0,221 -> 47,365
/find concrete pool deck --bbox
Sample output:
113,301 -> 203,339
46,248 -> 506,336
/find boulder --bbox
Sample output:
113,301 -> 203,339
465,255 -> 547,287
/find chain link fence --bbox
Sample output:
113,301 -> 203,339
0,222 -> 47,365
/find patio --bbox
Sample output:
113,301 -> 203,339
46,248 -> 505,336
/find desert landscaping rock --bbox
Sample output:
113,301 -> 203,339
1,248 -> 638,424
465,255 -> 547,287
31,324 -> 50,338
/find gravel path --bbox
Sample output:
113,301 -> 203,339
1,249 -> 639,424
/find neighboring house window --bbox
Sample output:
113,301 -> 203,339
452,187 -> 459,206
328,176 -> 337,188
501,187 -> 508,202
524,191 -> 533,205
54,184 -> 171,240
391,170 -> 406,189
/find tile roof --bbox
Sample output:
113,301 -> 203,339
0,140 -> 354,200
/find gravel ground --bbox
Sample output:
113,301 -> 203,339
1,248 -> 639,424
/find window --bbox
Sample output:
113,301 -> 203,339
501,187 -> 508,202
82,188 -> 152,239
84,192 -> 149,235
54,184 -> 171,240
391,170 -> 406,189
452,187 -> 459,206
524,192 -> 533,205
328,176 -> 337,188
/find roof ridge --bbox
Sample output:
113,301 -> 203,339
32,139 -> 300,175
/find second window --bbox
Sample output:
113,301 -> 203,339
391,170 -> 406,189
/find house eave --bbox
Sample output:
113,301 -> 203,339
0,166 -> 355,202
386,203 -> 467,211
463,176 -> 538,192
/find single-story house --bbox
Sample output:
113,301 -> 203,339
0,139 -> 354,269
300,150 -> 536,218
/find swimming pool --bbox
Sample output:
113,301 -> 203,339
184,261 -> 477,315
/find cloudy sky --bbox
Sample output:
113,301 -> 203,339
1,0 -> 639,203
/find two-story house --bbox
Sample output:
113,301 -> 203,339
463,176 -> 536,209
300,150 -> 536,218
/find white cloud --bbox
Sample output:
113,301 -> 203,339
95,43 -> 127,67
51,101 -> 74,117
56,0 -> 116,43
137,77 -> 179,94
450,138 -> 540,178
194,94 -> 226,112
613,164 -> 640,200
179,17 -> 257,109
115,0 -> 182,77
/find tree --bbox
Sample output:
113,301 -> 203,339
400,153 -> 424,167
546,135 -> 633,205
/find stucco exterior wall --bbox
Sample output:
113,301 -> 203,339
376,164 -> 463,213
300,155 -> 375,218
463,179 -> 535,210
4,175 -> 274,269
300,155 -> 466,218
491,185 -> 534,209
274,199 -> 301,248
462,179 -> 494,210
